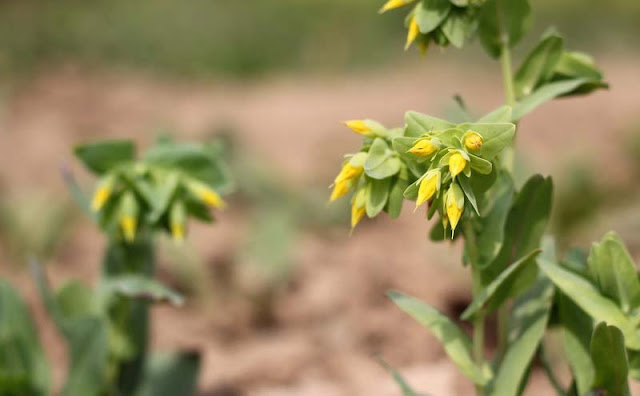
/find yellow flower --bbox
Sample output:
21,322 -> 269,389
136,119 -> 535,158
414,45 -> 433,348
405,16 -> 420,51
91,175 -> 115,211
330,180 -> 351,202
464,131 -> 484,151
379,0 -> 414,13
344,120 -> 371,135
445,184 -> 464,233
170,201 -> 186,243
415,170 -> 441,209
120,215 -> 137,243
171,223 -> 185,243
408,138 -> 437,157
449,152 -> 467,178
187,180 -> 226,209
351,188 -> 367,229
334,163 -> 363,184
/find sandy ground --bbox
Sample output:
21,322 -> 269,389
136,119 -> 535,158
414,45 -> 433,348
1,54 -> 640,395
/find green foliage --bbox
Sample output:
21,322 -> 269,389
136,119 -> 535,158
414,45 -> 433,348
478,0 -> 532,58
590,323 -> 631,396
135,352 -> 200,396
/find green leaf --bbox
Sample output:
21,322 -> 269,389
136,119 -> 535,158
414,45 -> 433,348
628,351 -> 640,381
478,0 -> 532,58
0,280 -> 50,396
74,140 -> 136,175
538,259 -> 640,350
364,138 -> 391,171
146,172 -> 180,222
457,175 -> 479,216
387,291 -> 491,385
554,51 -> 603,81
135,351 -> 200,396
415,0 -> 451,34
387,169 -> 409,219
468,154 -> 493,175
100,275 -> 184,307
590,323 -> 630,396
477,106 -> 513,123
366,177 -> 392,217
376,357 -> 419,396
461,249 -> 540,320
456,123 -> 515,160
514,31 -> 564,99
57,281 -> 97,320
512,78 -> 589,121
587,232 -> 640,314
558,292 -> 594,396
405,111 -> 455,137
368,157 -> 403,180
476,174 -> 514,267
489,277 -> 553,396
441,8 -> 469,49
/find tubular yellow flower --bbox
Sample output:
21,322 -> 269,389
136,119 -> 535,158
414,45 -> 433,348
334,163 -> 363,184
408,138 -> 437,157
344,120 -> 371,135
120,215 -> 137,243
187,180 -> 226,209
405,17 -> 420,50
379,0 -> 414,13
446,184 -> 464,233
170,201 -> 187,243
449,152 -> 467,178
464,131 -> 484,151
91,175 -> 115,211
330,180 -> 351,202
415,170 -> 441,209
351,201 -> 366,229
171,223 -> 185,243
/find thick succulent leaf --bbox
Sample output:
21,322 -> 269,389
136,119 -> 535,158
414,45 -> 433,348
387,290 -> 492,385
589,323 -> 630,396
415,0 -> 452,34
558,292 -> 594,396
366,177 -> 392,217
386,169 -> 410,219
514,31 -> 564,98
405,111 -> 455,137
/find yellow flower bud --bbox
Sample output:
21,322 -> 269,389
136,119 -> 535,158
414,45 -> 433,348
408,138 -> 437,157
170,201 -> 187,243
405,16 -> 420,51
379,0 -> 414,13
91,175 -> 115,211
120,215 -> 137,243
351,188 -> 367,229
446,184 -> 464,233
330,180 -> 351,202
415,170 -> 440,209
464,131 -> 484,151
187,180 -> 226,209
344,120 -> 371,135
448,152 -> 467,178
334,163 -> 363,184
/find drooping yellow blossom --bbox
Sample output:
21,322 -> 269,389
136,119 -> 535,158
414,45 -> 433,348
334,163 -> 363,184
448,152 -> 467,178
170,201 -> 186,243
415,170 -> 441,210
120,215 -> 137,243
464,131 -> 484,151
344,120 -> 371,135
187,180 -> 226,209
91,175 -> 115,211
351,188 -> 367,229
405,16 -> 420,50
330,180 -> 350,202
446,184 -> 464,234
379,0 -> 414,13
171,223 -> 185,243
408,138 -> 437,157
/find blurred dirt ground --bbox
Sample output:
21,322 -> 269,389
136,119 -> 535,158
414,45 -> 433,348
1,54 -> 640,395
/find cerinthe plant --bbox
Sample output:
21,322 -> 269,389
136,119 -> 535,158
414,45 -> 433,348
330,1 -> 639,395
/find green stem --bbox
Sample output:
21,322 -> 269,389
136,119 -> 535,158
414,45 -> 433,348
500,42 -> 516,107
465,222 -> 485,396
539,345 -> 568,396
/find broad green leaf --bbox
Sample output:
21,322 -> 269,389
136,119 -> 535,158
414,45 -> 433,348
461,249 -> 540,320
367,157 -> 403,180
377,357 -> 419,396
405,111 -> 455,137
538,259 -> 640,350
628,351 -> 640,381
457,175 -> 479,216
514,31 -> 564,98
415,0 -> 451,34
456,123 -> 515,160
146,172 -> 180,222
555,51 -> 603,81
441,8 -> 469,49
468,154 -> 492,175
136,351 -> 200,396
0,280 -> 50,396
403,179 -> 420,201
74,140 -> 136,175
489,277 -> 553,396
387,169 -> 409,219
100,275 -> 184,307
478,0 -> 532,58
387,291 -> 491,385
558,292 -> 594,396
588,232 -> 640,314
364,138 -> 391,172
590,323 -> 630,396
512,78 -> 589,121
477,106 -> 512,123
476,174 -> 514,267
366,177 -> 391,217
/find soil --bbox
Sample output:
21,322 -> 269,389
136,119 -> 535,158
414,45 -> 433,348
1,54 -> 639,395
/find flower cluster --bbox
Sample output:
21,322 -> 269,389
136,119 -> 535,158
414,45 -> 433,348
330,108 -> 515,237
379,0 -> 486,53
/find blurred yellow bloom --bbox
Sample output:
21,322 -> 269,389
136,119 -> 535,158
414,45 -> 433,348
170,201 -> 186,243
351,188 -> 367,229
330,180 -> 350,202
187,181 -> 226,209
120,215 -> 137,243
334,163 -> 363,184
91,176 -> 115,211
415,170 -> 440,209
405,17 -> 420,50
464,131 -> 484,151
344,120 -> 371,135
171,223 -> 185,243
449,152 -> 467,178
408,138 -> 437,157
446,184 -> 464,233
379,0 -> 414,13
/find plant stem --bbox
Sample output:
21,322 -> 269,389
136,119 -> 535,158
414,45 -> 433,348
465,222 -> 485,396
500,42 -> 516,107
